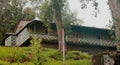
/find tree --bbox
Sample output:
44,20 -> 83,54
0,0 -> 36,41
0,0 -> 10,40
39,1 -> 82,65
0,0 -> 10,15
108,0 -> 120,40
39,0 -> 82,51
80,0 -> 120,40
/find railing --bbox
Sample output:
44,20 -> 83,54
67,37 -> 119,46
30,34 -> 119,47
31,34 -> 57,40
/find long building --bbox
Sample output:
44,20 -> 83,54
2,20 -> 119,53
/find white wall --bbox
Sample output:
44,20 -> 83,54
16,28 -> 30,46
5,36 -> 12,46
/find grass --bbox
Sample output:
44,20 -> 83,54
0,46 -> 92,65
0,60 -> 34,65
44,60 -> 91,65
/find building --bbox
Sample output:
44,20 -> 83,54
2,20 -> 118,53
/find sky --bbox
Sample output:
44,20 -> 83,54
68,0 -> 112,28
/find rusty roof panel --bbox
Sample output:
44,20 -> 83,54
14,20 -> 31,34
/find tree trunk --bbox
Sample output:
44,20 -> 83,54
108,0 -> 120,40
52,0 -> 64,51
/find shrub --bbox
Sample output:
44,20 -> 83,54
66,51 -> 91,60
0,60 -> 10,65
49,51 -> 62,60
66,59 -> 92,65
44,61 -> 62,65
66,52 -> 76,60
30,36 -> 43,65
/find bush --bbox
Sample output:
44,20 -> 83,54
30,36 -> 43,65
44,61 -> 62,65
49,51 -> 62,60
44,60 -> 92,65
0,60 -> 10,65
66,52 -> 76,60
0,45 -> 92,65
66,59 -> 92,65
14,52 -> 27,62
66,51 -> 91,60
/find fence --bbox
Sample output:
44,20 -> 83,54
31,33 -> 119,47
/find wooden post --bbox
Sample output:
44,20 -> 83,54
62,28 -> 66,65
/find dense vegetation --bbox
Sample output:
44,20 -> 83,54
0,33 -> 92,65
0,46 -> 92,65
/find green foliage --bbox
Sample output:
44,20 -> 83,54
30,36 -> 43,65
41,48 -> 61,61
39,0 -> 53,27
0,60 -> 10,65
12,62 -> 34,65
66,52 -> 76,60
39,0 -> 83,34
13,50 -> 27,63
106,20 -> 115,39
44,60 -> 91,65
23,7 -> 36,20
0,46 -> 92,65
0,47 -> 32,65
0,47 -> 14,59
0,60 -> 34,65
44,61 -> 62,65
66,60 -> 92,65
0,0 -> 35,41
49,50 -> 62,60
66,51 -> 91,60
30,36 -> 42,48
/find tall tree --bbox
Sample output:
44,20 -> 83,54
51,0 -> 64,51
0,0 -> 35,41
39,0 -> 82,51
51,1 -> 66,65
108,0 -> 120,40
0,0 -> 10,40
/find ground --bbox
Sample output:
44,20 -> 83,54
0,46 -> 92,65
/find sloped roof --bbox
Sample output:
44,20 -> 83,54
9,20 -> 112,35
14,20 -> 32,34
